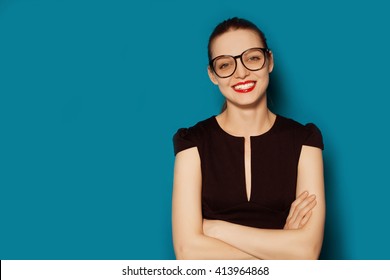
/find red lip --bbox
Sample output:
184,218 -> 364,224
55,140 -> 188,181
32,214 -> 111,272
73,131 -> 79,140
232,80 -> 257,93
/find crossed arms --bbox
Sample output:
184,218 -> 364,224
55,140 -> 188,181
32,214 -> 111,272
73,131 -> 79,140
172,146 -> 325,259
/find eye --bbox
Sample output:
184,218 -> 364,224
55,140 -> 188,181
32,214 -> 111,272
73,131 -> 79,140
248,55 -> 262,61
219,62 -> 230,70
215,58 -> 234,70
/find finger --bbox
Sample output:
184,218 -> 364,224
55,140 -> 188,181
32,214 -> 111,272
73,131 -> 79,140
289,194 -> 316,226
286,200 -> 316,230
285,192 -> 309,229
303,198 -> 317,213
299,210 -> 313,228
289,194 -> 315,222
287,191 -> 309,220
285,192 -> 316,229
297,197 -> 317,218
295,199 -> 317,229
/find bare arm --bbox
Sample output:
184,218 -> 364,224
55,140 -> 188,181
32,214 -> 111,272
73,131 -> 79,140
203,146 -> 325,259
172,147 -> 258,259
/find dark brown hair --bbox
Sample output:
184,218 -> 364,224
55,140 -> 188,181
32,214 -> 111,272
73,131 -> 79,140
208,17 -> 269,63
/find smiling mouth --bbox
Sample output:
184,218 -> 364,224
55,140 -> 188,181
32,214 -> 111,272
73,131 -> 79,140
232,81 -> 256,93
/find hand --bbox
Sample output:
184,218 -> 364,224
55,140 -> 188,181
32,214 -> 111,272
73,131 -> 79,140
284,191 -> 317,230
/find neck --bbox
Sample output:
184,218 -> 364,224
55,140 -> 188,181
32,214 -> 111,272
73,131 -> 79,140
217,100 -> 276,137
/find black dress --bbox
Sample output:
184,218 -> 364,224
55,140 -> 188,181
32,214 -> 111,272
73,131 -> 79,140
173,115 -> 324,229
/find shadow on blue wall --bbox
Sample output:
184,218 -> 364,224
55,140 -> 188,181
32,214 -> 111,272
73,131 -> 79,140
319,154 -> 345,259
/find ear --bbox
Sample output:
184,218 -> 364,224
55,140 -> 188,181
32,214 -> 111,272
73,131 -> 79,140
267,51 -> 274,73
207,66 -> 219,85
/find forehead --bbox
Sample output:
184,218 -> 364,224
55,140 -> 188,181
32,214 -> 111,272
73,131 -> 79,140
211,29 -> 264,58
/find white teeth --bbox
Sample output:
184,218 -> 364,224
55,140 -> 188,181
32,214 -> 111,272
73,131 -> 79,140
234,82 -> 255,90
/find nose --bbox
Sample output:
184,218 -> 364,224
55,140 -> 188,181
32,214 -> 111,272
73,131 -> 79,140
234,59 -> 249,79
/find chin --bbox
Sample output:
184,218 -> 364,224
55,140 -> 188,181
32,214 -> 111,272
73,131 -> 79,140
237,94 -> 267,108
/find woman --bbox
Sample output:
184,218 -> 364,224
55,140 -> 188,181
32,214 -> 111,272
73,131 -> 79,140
172,17 -> 325,259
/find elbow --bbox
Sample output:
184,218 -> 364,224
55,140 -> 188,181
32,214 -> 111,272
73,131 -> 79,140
294,241 -> 322,260
306,235 -> 323,260
309,242 -> 323,260
289,227 -> 323,260
174,243 -> 190,260
174,241 -> 199,260
299,248 -> 320,260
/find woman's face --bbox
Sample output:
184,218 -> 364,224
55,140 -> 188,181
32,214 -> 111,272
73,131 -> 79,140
208,29 -> 274,108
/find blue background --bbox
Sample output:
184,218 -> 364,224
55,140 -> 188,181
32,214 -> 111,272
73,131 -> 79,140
1,0 -> 389,259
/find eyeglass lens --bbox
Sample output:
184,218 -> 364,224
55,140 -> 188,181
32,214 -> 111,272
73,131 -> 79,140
213,48 -> 266,78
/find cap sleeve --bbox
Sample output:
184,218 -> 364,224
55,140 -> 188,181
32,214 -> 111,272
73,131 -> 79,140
173,128 -> 197,155
303,123 -> 324,150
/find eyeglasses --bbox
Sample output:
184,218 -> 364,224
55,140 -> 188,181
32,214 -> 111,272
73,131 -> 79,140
209,47 -> 269,78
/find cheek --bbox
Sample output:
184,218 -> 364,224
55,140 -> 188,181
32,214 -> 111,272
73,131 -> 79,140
258,76 -> 270,92
255,71 -> 270,85
250,71 -> 270,94
215,77 -> 231,88
217,80 -> 233,96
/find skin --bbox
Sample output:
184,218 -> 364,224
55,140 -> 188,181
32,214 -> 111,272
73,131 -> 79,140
172,29 -> 325,259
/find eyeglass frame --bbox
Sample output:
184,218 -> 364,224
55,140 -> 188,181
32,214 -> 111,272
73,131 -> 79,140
209,47 -> 270,78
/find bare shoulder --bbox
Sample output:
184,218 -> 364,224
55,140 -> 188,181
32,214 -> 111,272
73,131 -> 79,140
173,146 -> 201,191
299,146 -> 323,169
297,145 -> 324,197
174,147 -> 200,171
